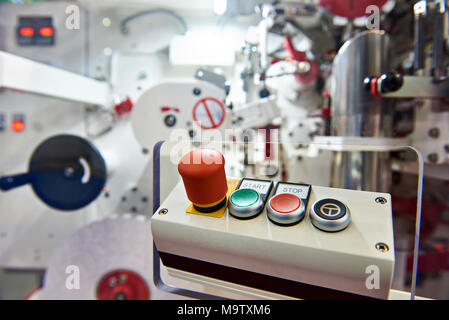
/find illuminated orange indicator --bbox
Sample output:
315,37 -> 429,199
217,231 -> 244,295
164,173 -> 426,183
19,27 -> 34,37
39,27 -> 54,37
11,120 -> 25,132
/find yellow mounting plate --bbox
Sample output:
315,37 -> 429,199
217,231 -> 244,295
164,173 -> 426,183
186,178 -> 240,218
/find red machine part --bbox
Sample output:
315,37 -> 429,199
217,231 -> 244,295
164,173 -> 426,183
393,196 -> 449,273
319,0 -> 389,19
307,107 -> 331,119
260,125 -> 280,160
370,76 -> 381,97
160,106 -> 180,113
392,196 -> 449,240
178,149 -> 228,206
96,270 -> 150,300
283,36 -> 320,85
407,246 -> 449,273
114,98 -> 133,116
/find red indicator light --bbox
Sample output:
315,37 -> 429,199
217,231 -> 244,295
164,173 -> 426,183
39,27 -> 54,37
11,120 -> 25,132
19,27 -> 34,37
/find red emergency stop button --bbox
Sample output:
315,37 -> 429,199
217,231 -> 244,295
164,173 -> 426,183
270,193 -> 301,213
178,148 -> 228,213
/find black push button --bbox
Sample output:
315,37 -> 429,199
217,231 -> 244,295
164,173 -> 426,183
309,198 -> 350,232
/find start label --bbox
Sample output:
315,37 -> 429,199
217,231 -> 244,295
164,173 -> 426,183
237,178 -> 273,202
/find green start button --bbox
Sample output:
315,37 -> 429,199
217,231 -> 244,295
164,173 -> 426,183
230,189 -> 259,207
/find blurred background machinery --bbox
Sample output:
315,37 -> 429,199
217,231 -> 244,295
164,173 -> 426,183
0,0 -> 448,299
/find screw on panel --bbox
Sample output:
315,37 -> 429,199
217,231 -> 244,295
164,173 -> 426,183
375,243 -> 389,252
164,114 -> 177,127
375,197 -> 387,204
158,208 -> 168,215
428,128 -> 440,138
428,153 -> 439,163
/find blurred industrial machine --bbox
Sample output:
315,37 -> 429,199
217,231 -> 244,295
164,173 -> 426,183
0,0 -> 448,300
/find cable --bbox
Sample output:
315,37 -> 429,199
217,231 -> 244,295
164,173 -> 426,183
120,9 -> 188,35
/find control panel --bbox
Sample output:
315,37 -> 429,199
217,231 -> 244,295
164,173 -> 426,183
0,112 -> 27,133
151,148 -> 395,300
17,16 -> 55,46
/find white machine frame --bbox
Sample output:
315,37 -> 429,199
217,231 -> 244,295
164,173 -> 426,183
0,51 -> 112,107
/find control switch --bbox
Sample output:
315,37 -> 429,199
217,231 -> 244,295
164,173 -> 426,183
267,182 -> 310,226
228,178 -> 273,219
309,198 -> 351,232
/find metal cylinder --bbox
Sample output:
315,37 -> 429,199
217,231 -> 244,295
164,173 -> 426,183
330,31 -> 393,192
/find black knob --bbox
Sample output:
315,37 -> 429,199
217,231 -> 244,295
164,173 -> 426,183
379,72 -> 403,93
363,77 -> 372,91
259,87 -> 270,98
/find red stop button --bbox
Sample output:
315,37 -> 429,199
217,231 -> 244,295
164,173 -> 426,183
270,193 -> 301,214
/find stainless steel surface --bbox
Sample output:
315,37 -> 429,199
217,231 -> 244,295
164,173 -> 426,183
330,31 -> 393,192
381,76 -> 449,98
413,1 -> 427,72
432,1 -> 446,80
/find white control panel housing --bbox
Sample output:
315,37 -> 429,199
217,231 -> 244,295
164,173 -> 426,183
152,176 -> 395,299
